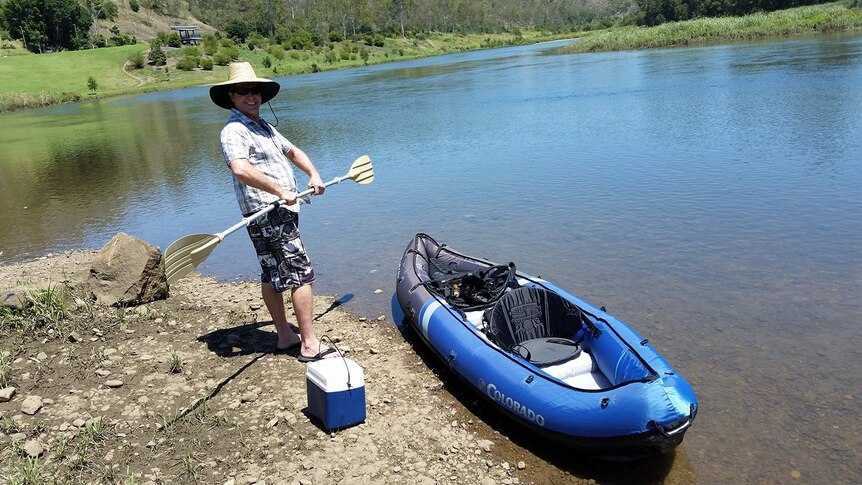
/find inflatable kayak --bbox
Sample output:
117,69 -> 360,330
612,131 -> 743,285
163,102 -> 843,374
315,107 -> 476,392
395,233 -> 697,459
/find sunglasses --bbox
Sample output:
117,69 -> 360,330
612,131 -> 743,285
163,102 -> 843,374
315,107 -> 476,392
231,86 -> 261,96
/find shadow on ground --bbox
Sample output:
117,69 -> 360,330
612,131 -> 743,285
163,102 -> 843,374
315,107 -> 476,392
196,294 -> 353,358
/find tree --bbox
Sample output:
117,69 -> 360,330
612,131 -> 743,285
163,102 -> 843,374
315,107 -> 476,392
99,0 -> 119,20
3,0 -> 92,52
148,42 -> 166,65
87,76 -> 98,93
224,18 -> 251,42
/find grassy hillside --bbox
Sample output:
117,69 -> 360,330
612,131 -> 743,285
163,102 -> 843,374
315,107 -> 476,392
0,44 -> 148,94
92,1 -> 216,43
557,3 -> 862,54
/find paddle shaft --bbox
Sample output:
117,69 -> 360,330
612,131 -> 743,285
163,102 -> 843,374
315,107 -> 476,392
215,173 -> 353,241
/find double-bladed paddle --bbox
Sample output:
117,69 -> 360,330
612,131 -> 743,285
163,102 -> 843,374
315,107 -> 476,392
164,155 -> 373,285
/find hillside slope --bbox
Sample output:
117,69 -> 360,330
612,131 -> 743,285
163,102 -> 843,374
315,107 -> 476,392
93,1 -> 216,43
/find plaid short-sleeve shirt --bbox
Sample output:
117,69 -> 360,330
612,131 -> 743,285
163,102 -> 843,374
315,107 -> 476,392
220,108 -> 298,215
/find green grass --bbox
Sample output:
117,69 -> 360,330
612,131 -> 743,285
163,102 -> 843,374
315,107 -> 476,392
6,456 -> 44,485
0,285 -> 69,336
168,351 -> 184,374
0,44 -> 148,94
558,3 -> 862,54
0,350 -> 9,387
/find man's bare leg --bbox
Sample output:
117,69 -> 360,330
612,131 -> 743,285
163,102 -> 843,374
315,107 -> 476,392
262,282 -> 301,349
292,283 -> 339,359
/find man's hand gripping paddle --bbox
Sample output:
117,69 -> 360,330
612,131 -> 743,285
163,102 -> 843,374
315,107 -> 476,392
164,155 -> 373,285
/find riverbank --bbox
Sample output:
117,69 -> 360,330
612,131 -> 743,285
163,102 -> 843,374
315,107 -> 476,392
0,31 -> 571,113
555,2 -> 862,54
5,3 -> 861,113
0,250 -> 696,484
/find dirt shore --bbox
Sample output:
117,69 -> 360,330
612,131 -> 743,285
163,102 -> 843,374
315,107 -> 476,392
0,250 -> 693,484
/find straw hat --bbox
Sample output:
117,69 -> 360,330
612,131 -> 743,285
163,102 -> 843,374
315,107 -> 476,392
209,62 -> 280,109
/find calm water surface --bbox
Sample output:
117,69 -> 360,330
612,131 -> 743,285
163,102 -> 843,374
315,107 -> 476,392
1,35 -> 861,484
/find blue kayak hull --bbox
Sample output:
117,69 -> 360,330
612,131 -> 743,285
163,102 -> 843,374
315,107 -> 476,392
396,234 -> 697,459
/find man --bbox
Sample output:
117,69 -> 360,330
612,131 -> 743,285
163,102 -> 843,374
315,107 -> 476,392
210,62 -> 339,362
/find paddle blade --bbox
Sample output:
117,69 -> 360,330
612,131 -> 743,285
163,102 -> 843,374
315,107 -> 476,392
164,234 -> 220,285
347,155 -> 374,184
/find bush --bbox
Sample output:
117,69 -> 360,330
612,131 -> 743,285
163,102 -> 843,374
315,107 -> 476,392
373,34 -> 385,47
311,63 -> 320,73
92,34 -> 108,48
87,76 -> 97,93
100,1 -> 119,20
273,26 -> 290,44
360,47 -> 369,63
177,57 -> 199,71
329,30 -> 344,42
203,33 -> 219,55
289,30 -> 313,50
128,51 -> 145,68
154,31 -> 169,45
200,58 -> 214,70
262,56 -> 271,68
129,0 -> 139,12
311,30 -> 325,46
110,26 -> 136,46
212,51 -> 231,66
247,32 -> 267,51
324,50 -> 337,64
268,45 -> 284,60
0,92 -> 82,112
181,46 -> 201,57
220,45 -> 240,60
167,32 -> 181,48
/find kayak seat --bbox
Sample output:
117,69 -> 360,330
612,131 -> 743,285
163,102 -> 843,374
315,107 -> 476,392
486,287 -> 585,367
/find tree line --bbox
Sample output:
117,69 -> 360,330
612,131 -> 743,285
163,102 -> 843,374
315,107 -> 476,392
634,0 -> 841,26
0,0 -> 131,52
1,0 -> 848,53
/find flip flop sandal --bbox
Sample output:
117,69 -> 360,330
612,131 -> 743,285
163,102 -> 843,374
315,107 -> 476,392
297,347 -> 341,363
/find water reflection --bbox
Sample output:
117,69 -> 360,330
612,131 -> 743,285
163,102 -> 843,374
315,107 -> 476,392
0,99 -> 212,258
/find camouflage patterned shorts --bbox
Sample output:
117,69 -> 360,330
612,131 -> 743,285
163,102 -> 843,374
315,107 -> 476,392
245,207 -> 315,293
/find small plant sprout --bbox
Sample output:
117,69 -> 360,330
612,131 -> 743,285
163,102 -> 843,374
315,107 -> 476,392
182,450 -> 198,479
168,352 -> 184,374
0,351 -> 10,387
15,455 -> 41,484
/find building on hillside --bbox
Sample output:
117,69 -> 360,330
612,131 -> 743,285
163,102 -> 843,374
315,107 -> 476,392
169,26 -> 202,45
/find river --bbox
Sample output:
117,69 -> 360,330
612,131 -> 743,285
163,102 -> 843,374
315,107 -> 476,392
1,34 -> 860,484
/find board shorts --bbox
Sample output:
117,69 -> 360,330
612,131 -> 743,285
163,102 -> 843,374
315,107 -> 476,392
245,206 -> 315,293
